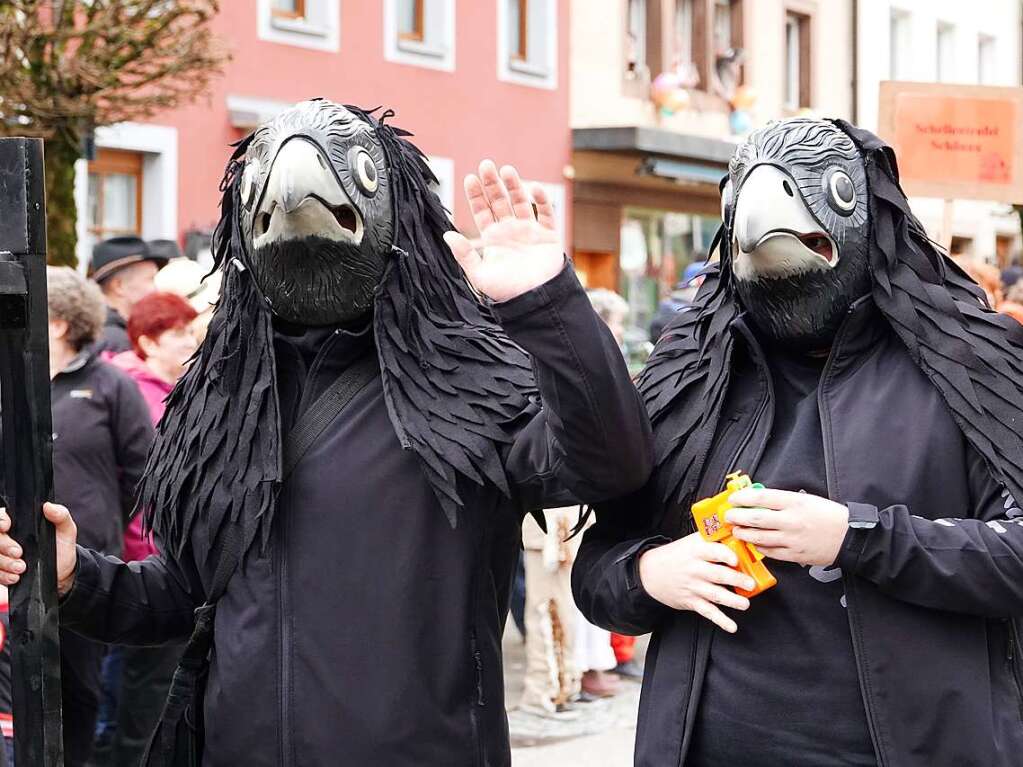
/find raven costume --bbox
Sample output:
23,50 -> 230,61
55,100 -> 652,766
574,119 -> 1023,766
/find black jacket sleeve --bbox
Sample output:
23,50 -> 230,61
571,485 -> 672,636
109,373 -> 154,524
60,544 -> 203,646
492,263 -> 653,510
838,445 -> 1023,617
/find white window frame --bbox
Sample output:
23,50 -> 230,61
74,123 -> 178,273
384,0 -> 455,71
498,0 -> 559,90
257,0 -> 340,53
426,156 -> 455,220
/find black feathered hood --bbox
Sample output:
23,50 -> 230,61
141,105 -> 537,566
639,118 -> 1023,533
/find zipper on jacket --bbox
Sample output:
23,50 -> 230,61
1007,620 -> 1023,722
818,317 -> 889,767
277,497 -> 293,767
466,509 -> 491,767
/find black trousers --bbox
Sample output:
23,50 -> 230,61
109,644 -> 183,767
59,629 -> 104,767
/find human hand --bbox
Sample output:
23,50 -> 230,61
727,488 -> 849,567
0,503 -> 78,597
638,533 -> 755,633
443,160 -> 563,303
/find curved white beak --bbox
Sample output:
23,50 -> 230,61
732,164 -> 837,281
252,138 -> 363,248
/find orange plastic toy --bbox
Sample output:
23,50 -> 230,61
691,472 -> 777,598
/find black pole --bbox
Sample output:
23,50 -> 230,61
0,137 -> 64,766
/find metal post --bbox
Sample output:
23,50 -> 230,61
0,137 -> 64,766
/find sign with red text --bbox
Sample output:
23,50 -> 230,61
878,81 -> 1023,203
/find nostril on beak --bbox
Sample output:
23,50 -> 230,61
782,180 -> 794,197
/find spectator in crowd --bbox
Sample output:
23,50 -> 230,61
1001,254 -> 1023,292
43,267 -> 154,766
956,256 -> 1003,308
88,237 -> 168,354
649,259 -> 707,342
517,508 -> 582,718
154,257 -> 223,344
0,586 -> 11,767
103,292 -> 197,767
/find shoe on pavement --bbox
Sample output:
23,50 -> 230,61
613,659 -> 644,680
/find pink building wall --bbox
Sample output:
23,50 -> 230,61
152,2 -> 572,247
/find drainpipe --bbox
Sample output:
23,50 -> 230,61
851,0 -> 859,124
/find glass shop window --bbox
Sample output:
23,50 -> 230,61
398,0 -> 425,41
86,149 -> 143,263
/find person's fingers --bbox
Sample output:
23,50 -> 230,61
531,183 -> 556,231
696,561 -> 756,592
756,545 -> 796,562
696,581 -> 751,612
43,502 -> 75,535
0,572 -> 20,586
464,174 -> 496,233
0,554 -> 25,575
729,488 -> 803,510
696,540 -> 739,567
478,160 -> 514,220
691,598 -> 738,634
725,507 -> 792,530
443,231 -> 481,275
731,526 -> 787,548
0,509 -> 8,534
500,165 -> 534,220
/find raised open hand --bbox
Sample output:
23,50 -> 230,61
443,160 -> 564,303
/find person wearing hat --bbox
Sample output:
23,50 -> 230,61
88,236 -> 169,354
648,257 -> 707,342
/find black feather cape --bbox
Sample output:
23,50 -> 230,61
638,120 -> 1023,535
141,109 -> 537,566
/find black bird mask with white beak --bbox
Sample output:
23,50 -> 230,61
724,119 -> 872,349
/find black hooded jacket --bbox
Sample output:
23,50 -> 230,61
59,265 -> 653,766
573,299 -> 1023,767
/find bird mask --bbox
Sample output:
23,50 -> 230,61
723,118 -> 872,350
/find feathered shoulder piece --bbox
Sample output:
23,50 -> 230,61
836,119 -> 1023,507
361,107 -> 538,526
141,137 -> 284,565
634,261 -> 738,532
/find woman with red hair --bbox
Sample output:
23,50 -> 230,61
105,291 -> 197,767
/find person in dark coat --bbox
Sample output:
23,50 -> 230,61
39,268 -> 153,766
88,237 -> 169,354
0,101 -> 651,766
573,119 -> 1023,767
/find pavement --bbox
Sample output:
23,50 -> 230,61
503,625 -> 645,766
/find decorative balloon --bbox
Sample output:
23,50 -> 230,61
729,109 -> 752,135
651,72 -> 691,116
730,85 -> 757,111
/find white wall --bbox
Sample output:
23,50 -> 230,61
856,0 -> 1022,259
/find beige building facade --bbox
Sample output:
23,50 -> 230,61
570,0 -> 855,348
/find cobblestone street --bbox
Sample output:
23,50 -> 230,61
503,627 -> 644,766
